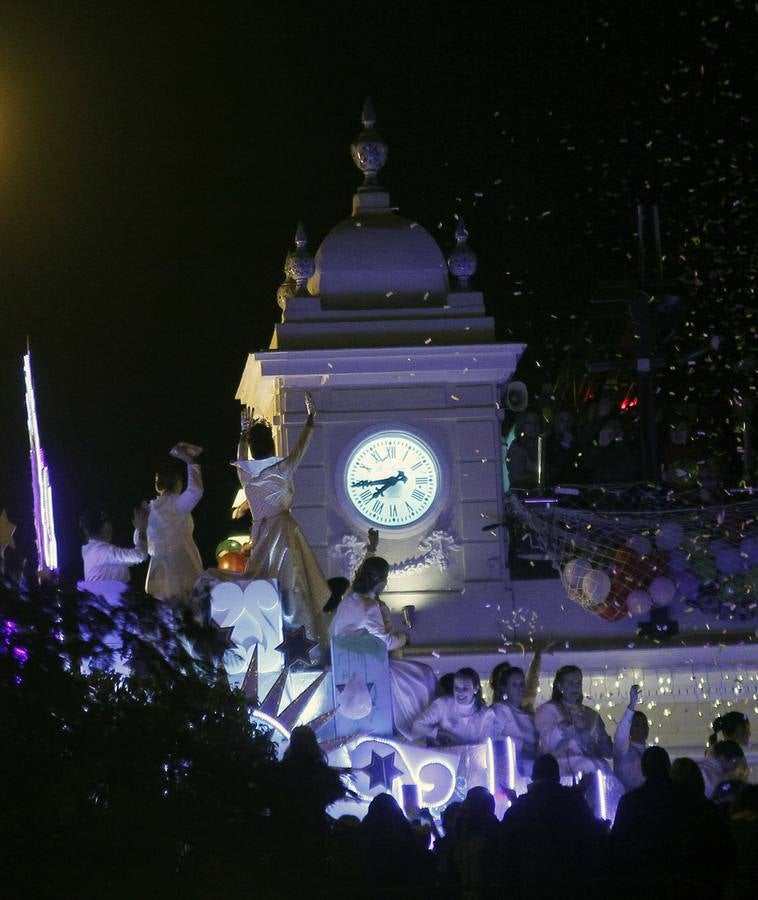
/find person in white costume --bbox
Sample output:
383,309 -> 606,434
412,668 -> 493,746
490,666 -> 539,776
613,683 -> 649,792
146,444 -> 204,604
80,507 -> 148,583
535,665 -> 613,778
234,392 -> 329,651
698,739 -> 750,798
329,555 -> 437,739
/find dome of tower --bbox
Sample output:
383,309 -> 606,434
308,212 -> 449,309
306,100 -> 449,309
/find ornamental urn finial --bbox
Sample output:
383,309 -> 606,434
284,221 -> 315,295
447,218 -> 478,288
350,97 -> 388,191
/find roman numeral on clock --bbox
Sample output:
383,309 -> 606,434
411,489 -> 426,502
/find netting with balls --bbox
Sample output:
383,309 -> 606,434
507,494 -> 758,622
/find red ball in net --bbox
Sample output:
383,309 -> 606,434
596,588 -> 628,623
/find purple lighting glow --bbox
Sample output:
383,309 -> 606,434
23,350 -> 58,572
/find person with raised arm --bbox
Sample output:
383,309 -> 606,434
145,443 -> 203,604
613,683 -> 649,792
234,392 -> 329,651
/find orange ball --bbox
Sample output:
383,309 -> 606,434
218,551 -> 248,573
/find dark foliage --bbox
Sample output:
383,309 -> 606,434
0,575 -> 279,898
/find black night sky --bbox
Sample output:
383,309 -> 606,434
1,2 -> 755,576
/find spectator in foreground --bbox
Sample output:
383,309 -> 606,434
495,753 -> 607,896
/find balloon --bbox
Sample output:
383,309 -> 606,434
215,538 -> 242,560
218,551 -> 248,573
739,536 -> 758,567
626,535 -> 653,557
667,549 -> 689,574
709,540 -> 730,556
563,558 -> 592,590
674,570 -> 700,601
649,576 -> 677,607
656,522 -> 684,552
627,589 -> 653,616
715,548 -> 742,576
582,568 -> 612,605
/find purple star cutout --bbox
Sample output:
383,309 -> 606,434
275,625 -> 318,666
359,749 -> 404,790
210,618 -> 236,651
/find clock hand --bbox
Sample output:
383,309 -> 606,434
369,471 -> 409,498
352,471 -> 409,494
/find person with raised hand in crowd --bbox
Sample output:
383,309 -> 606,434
613,683 -> 649,792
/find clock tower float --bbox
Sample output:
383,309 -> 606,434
236,102 -> 524,652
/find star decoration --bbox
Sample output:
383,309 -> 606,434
275,625 -> 318,666
359,749 -> 404,790
0,510 -> 16,549
210,618 -> 236,651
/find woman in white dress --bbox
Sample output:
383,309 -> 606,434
146,445 -> 204,604
412,668 -> 493,746
234,392 -> 329,651
329,556 -> 437,739
534,665 -> 612,778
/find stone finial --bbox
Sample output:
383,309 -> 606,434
284,222 -> 315,295
276,277 -> 295,310
447,218 -> 478,288
350,97 -> 388,191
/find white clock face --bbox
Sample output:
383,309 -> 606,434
344,431 -> 441,528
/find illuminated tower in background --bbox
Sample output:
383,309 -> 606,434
23,347 -> 58,572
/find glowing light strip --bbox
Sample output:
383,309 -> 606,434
250,709 -> 291,741
487,737 -> 517,795
506,737 -> 516,791
486,738 -> 495,795
596,769 -> 607,821
23,351 -> 58,571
